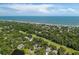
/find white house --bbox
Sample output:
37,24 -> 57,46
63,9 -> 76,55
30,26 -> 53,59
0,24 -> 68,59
17,44 -> 24,49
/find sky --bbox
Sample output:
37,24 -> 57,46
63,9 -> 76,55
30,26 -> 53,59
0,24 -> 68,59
0,3 -> 79,16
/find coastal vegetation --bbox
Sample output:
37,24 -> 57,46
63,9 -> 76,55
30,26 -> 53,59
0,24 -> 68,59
0,21 -> 79,55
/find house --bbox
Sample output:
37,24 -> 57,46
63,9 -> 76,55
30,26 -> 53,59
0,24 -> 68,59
52,50 -> 58,55
45,47 -> 51,55
17,44 -> 24,49
34,44 -> 38,50
27,34 -> 33,41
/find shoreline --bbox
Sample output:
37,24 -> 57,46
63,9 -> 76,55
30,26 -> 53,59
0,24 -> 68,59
0,20 -> 79,27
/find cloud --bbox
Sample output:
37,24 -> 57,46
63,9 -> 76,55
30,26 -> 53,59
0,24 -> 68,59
58,8 -> 76,12
7,4 -> 53,13
38,8 -> 50,13
50,8 -> 78,14
0,4 -> 79,16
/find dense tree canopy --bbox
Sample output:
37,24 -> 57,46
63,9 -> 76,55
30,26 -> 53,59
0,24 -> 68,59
0,21 -> 79,55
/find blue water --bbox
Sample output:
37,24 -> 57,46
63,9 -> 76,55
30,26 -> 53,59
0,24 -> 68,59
0,16 -> 79,25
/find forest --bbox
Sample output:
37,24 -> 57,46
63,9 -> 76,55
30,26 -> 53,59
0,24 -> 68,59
0,21 -> 79,55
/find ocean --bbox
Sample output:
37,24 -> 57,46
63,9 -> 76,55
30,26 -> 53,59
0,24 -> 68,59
0,16 -> 79,26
